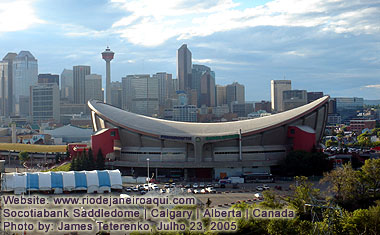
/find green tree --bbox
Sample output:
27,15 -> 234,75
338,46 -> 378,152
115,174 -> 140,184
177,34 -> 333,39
282,151 -> 330,176
77,152 -> 86,171
55,153 -> 61,164
361,159 -> 380,197
96,149 -> 105,170
261,190 -> 283,209
326,139 -> 339,147
18,151 -> 30,165
70,156 -> 78,171
342,201 -> 380,235
357,131 -> 371,147
321,163 -> 364,209
87,148 -> 96,171
288,176 -> 321,220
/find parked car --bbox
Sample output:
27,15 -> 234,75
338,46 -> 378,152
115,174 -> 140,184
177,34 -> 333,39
170,183 -> 176,188
256,186 -> 264,191
164,183 -> 170,188
193,183 -> 199,189
206,183 -> 213,188
199,182 -> 205,188
214,183 -> 220,188
185,184 -> 191,188
254,192 -> 263,200
125,187 -> 132,192
263,185 -> 270,190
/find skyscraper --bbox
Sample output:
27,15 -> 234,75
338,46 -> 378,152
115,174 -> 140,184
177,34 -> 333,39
61,69 -> 74,102
13,51 -> 38,116
85,74 -> 103,102
30,83 -> 60,123
101,47 -> 114,104
271,80 -> 291,113
153,72 -> 173,107
192,64 -> 215,106
226,82 -> 245,108
122,74 -> 159,116
216,85 -> 227,106
177,44 -> 192,91
38,73 -> 59,85
0,53 -> 17,116
73,65 -> 90,104
200,70 -> 216,107
110,81 -> 122,109
282,90 -> 307,111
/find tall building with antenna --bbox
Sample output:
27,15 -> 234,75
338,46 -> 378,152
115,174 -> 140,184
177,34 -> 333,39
102,46 -> 115,104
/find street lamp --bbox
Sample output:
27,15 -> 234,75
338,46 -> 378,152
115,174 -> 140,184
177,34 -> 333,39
147,158 -> 150,184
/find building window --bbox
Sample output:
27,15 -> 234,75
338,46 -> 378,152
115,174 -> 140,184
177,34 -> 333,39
111,131 -> 116,136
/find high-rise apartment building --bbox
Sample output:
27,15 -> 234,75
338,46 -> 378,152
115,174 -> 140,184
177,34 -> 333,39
334,97 -> 364,122
61,69 -> 74,102
85,74 -> 103,102
226,82 -> 245,109
122,74 -> 159,116
177,44 -> 192,91
216,85 -> 227,106
153,72 -> 173,107
0,53 -> 17,116
283,90 -> 307,111
271,80 -> 291,113
110,81 -> 122,109
73,65 -> 90,104
192,64 -> 216,107
13,51 -> 38,116
307,92 -> 324,103
30,83 -> 60,123
200,70 -> 216,107
38,73 -> 59,86
255,100 -> 271,113
173,105 -> 197,122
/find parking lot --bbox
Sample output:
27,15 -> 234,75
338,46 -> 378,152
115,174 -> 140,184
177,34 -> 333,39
120,180 -> 316,208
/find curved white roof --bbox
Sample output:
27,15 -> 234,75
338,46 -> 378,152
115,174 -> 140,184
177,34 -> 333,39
89,96 -> 329,137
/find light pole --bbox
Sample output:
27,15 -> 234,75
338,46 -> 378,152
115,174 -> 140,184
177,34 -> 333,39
147,158 -> 150,184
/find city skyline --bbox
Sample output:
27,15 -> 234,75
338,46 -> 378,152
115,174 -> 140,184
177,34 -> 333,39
0,0 -> 379,101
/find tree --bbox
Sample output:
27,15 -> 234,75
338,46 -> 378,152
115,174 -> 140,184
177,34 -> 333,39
18,151 -> 30,166
261,190 -> 283,209
70,156 -> 78,171
288,176 -> 321,220
342,201 -> 380,235
321,163 -> 364,209
87,148 -> 96,171
281,151 -> 330,176
55,153 -> 61,164
361,159 -> 380,197
357,131 -> 371,147
96,149 -> 105,170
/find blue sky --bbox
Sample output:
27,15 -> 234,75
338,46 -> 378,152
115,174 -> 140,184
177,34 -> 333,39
0,0 -> 379,101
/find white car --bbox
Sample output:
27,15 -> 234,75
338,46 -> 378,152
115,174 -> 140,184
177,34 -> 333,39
193,189 -> 199,194
193,183 -> 199,189
254,192 -> 263,200
263,185 -> 270,190
256,186 -> 264,191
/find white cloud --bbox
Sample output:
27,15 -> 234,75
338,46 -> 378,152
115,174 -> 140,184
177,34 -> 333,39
364,84 -> 380,89
0,0 -> 44,32
109,0 -> 380,46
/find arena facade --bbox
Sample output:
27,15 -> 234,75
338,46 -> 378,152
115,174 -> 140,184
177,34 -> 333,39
88,96 -> 329,180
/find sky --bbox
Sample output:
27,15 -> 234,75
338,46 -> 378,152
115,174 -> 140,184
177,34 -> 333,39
0,0 -> 379,101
